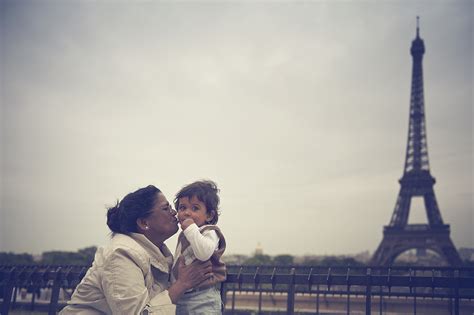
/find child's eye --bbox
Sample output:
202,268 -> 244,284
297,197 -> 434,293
192,206 -> 199,211
178,205 -> 185,211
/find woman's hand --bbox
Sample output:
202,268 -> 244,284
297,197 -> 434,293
179,256 -> 212,289
167,257 -> 212,303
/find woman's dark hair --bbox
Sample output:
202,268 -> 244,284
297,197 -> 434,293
174,180 -> 220,225
106,185 -> 160,234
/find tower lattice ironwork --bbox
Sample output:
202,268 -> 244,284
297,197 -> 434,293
371,18 -> 462,266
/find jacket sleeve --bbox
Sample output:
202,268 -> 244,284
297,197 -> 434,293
101,248 -> 175,315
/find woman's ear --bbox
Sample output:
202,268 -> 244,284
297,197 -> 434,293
136,217 -> 149,232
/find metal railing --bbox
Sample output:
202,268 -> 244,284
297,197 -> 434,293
1,264 -> 473,314
223,265 -> 474,314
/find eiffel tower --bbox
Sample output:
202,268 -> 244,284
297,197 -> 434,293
371,18 -> 462,266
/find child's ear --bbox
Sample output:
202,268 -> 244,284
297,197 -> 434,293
206,210 -> 216,224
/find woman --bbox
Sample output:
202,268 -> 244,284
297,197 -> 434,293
60,185 -> 213,314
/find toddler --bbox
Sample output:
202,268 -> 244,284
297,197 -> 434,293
172,180 -> 226,315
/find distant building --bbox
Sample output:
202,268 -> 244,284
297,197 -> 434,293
33,254 -> 43,263
254,242 -> 263,255
458,248 -> 474,261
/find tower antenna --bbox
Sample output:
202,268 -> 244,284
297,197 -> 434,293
416,16 -> 420,37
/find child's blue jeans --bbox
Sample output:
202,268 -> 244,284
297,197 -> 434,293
175,286 -> 222,315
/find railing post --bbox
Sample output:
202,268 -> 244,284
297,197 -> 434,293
411,268 -> 416,315
30,284 -> 37,311
346,267 -> 351,315
231,266 -> 242,315
365,267 -> 372,315
30,266 -> 40,312
12,286 -> 18,307
49,267 -> 63,315
454,269 -> 459,315
378,285 -> 382,315
287,267 -> 295,315
254,267 -> 262,314
220,282 -> 227,314
230,283 -> 236,315
316,283 -> 320,315
1,267 -> 16,315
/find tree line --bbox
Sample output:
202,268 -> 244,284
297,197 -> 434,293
0,248 -> 365,267
5,249 -> 470,267
0,247 -> 97,266
241,253 -> 365,266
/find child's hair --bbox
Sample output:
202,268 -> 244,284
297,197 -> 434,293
174,180 -> 220,225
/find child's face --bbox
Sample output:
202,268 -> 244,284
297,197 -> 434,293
177,195 -> 212,227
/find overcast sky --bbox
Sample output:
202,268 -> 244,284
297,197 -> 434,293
1,0 -> 472,258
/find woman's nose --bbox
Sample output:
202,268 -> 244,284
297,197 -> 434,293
170,208 -> 177,216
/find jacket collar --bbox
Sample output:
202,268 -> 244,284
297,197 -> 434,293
129,233 -> 173,273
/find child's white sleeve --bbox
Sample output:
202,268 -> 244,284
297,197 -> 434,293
183,224 -> 219,261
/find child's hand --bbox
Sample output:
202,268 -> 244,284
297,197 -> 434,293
181,218 -> 194,230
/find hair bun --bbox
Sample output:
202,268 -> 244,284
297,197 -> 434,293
106,201 -> 122,233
